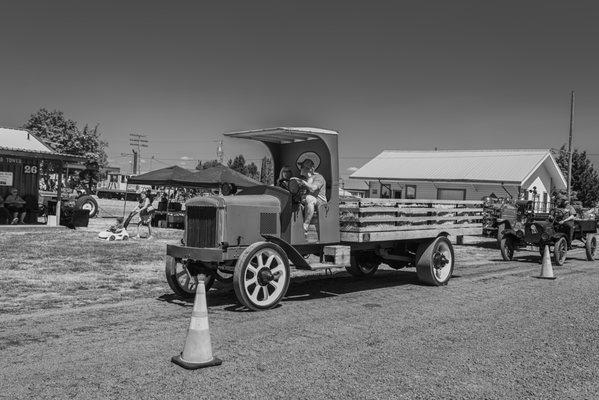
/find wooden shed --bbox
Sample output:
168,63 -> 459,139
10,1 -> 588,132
0,128 -> 84,223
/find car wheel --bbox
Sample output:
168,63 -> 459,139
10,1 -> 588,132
553,237 -> 568,266
585,233 -> 597,261
500,236 -> 515,261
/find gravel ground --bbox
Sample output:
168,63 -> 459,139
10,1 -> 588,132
1,243 -> 598,399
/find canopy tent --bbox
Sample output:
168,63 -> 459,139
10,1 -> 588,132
127,165 -> 199,187
192,164 -> 260,188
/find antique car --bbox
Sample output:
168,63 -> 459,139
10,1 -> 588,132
499,215 -> 597,265
165,127 -> 484,310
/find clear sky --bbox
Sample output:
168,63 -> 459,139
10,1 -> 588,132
1,1 -> 598,182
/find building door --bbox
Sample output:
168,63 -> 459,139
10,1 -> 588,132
437,188 -> 466,200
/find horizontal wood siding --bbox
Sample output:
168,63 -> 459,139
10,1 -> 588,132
368,181 -> 519,201
340,198 -> 484,242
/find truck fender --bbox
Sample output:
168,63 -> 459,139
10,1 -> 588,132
261,234 -> 311,270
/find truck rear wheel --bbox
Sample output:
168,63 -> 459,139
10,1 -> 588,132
585,233 -> 597,261
346,253 -> 380,277
415,236 -> 454,286
75,195 -> 98,218
165,256 -> 215,299
233,242 -> 290,311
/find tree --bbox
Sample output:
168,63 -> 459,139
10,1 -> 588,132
22,109 -> 108,170
228,155 -> 247,175
246,162 -> 259,181
260,157 -> 274,185
554,145 -> 599,207
195,159 -> 221,170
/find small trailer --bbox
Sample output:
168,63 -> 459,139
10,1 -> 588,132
165,127 -> 483,310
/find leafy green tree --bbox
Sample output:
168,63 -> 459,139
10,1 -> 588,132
195,159 -> 221,170
246,162 -> 259,181
554,145 -> 599,207
228,155 -> 247,175
260,157 -> 274,185
22,109 -> 108,166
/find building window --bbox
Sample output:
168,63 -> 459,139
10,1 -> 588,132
437,188 -> 466,200
380,183 -> 392,199
405,185 -> 417,199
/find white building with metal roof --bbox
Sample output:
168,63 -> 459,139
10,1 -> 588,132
350,149 -> 567,210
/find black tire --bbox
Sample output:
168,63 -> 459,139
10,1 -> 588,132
75,195 -> 98,218
585,233 -> 597,261
233,242 -> 290,311
165,256 -> 215,299
500,236 -> 515,261
415,236 -> 454,286
496,223 -> 507,246
346,252 -> 380,277
553,237 -> 568,266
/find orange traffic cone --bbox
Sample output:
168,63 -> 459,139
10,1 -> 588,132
172,281 -> 222,369
537,245 -> 556,280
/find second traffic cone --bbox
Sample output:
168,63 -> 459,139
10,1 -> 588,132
172,281 -> 222,369
537,245 -> 556,280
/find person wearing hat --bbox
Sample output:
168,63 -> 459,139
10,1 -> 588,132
296,158 -> 327,233
556,198 -> 577,249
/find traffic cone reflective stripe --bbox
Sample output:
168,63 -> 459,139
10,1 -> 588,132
537,245 -> 556,280
172,282 -> 222,369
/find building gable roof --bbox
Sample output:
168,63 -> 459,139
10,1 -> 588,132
0,127 -> 56,153
350,149 -> 567,188
0,127 -> 85,162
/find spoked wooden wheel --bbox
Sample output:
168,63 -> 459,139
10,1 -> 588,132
416,236 -> 454,286
165,256 -> 215,299
585,233 -> 597,261
553,237 -> 568,266
233,242 -> 290,311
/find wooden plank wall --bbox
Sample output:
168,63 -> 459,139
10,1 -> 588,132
0,155 -> 40,215
340,198 -> 484,233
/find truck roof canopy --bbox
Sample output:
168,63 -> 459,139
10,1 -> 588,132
224,127 -> 338,144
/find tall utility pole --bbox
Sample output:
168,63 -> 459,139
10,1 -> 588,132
129,133 -> 149,174
216,140 -> 224,164
567,91 -> 575,201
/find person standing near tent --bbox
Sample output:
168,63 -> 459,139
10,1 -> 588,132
132,189 -> 155,239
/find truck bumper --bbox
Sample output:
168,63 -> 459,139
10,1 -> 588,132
166,244 -> 245,262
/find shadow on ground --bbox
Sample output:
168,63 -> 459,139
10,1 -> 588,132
157,269 -> 424,311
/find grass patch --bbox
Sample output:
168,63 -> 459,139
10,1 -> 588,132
0,203 -> 183,316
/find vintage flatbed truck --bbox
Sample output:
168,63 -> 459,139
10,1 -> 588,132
165,127 -> 483,310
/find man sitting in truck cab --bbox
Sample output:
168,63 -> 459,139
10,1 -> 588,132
296,158 -> 327,233
556,199 -> 577,249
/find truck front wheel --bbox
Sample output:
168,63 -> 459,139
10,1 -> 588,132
233,242 -> 290,311
415,236 -> 454,286
165,256 -> 215,299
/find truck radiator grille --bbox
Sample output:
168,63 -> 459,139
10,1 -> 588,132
260,212 -> 278,235
186,206 -> 217,248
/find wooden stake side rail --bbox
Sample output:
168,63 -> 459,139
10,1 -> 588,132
339,199 -> 484,242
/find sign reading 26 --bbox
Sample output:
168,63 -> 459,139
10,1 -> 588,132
24,165 -> 38,174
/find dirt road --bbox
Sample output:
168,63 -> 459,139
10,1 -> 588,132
1,247 -> 598,399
